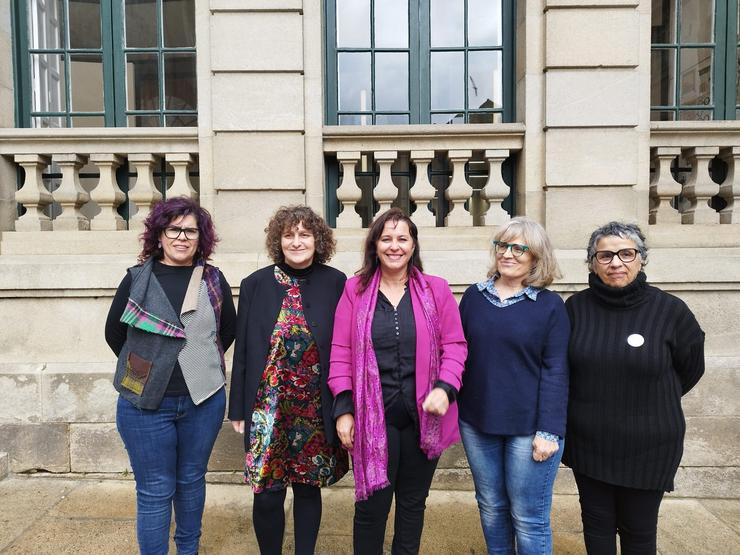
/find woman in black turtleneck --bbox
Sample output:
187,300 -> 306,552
228,206 -> 348,555
563,222 -> 705,555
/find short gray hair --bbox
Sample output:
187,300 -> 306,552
586,221 -> 648,271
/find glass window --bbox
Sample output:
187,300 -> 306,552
16,0 -> 197,127
327,0 -> 513,124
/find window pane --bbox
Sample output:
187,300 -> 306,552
126,0 -> 158,48
337,0 -> 370,48
71,116 -> 105,127
651,49 -> 676,106
679,109 -> 713,120
375,53 -> 408,110
165,53 -> 197,110
651,0 -> 676,44
651,110 -> 676,120
29,0 -> 63,49
468,50 -> 502,110
70,54 -> 104,111
680,0 -> 714,44
128,114 -> 162,126
69,0 -> 101,49
375,0 -> 408,48
468,112 -> 502,123
680,48 -> 712,106
431,0 -> 464,47
338,52 -> 371,111
166,114 -> 198,127
468,0 -> 501,46
163,0 -> 195,47
736,48 -> 740,102
126,53 -> 160,110
376,114 -> 409,124
338,114 -> 371,125
31,53 -> 66,112
431,113 -> 464,124
431,51 -> 464,110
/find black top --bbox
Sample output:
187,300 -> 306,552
105,259 -> 237,396
228,263 -> 346,445
332,287 -> 457,425
562,272 -> 705,491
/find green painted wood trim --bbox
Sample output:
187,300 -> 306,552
324,0 -> 338,124
11,0 -> 31,127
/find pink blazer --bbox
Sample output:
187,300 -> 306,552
329,273 -> 467,451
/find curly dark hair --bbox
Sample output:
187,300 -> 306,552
265,205 -> 336,264
138,196 -> 219,264
356,207 -> 423,291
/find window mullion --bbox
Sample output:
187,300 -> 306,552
418,0 -> 431,123
102,0 -> 120,126
12,0 -> 32,127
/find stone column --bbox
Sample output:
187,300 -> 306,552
482,149 -> 511,226
89,154 -> 126,231
410,150 -> 436,227
14,154 -> 52,231
649,147 -> 682,224
128,154 -> 163,230
445,150 -> 473,227
681,146 -> 720,225
53,154 -> 90,231
167,153 -> 197,199
374,151 -> 398,215
335,151 -> 362,228
719,146 -> 739,224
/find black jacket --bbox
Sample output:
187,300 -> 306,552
228,263 -> 346,445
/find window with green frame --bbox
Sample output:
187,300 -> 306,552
12,0 -> 197,128
651,0 -> 738,120
324,0 -> 515,125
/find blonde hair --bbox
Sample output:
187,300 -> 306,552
488,217 -> 562,288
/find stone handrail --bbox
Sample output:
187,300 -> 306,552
0,128 -> 199,232
650,122 -> 740,225
323,124 -> 525,227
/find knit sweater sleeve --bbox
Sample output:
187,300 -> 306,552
671,300 -> 705,395
535,295 -> 571,437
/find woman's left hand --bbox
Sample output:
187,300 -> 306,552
422,387 -> 450,416
532,436 -> 559,462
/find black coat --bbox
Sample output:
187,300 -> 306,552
227,263 -> 346,446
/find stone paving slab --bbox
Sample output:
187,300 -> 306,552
0,476 -> 738,554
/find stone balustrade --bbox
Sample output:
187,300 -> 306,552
650,122 -> 740,225
323,124 -> 525,227
0,128 -> 199,232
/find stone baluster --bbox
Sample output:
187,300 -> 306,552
167,153 -> 197,199
373,151 -> 398,215
681,146 -> 720,224
53,154 -> 90,231
649,147 -> 682,224
128,154 -> 163,230
719,147 -> 740,224
409,150 -> 436,226
14,154 -> 52,231
481,149 -> 511,226
444,149 -> 473,227
335,151 -> 363,228
89,153 -> 126,230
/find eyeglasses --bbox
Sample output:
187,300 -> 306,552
593,248 -> 639,265
493,240 -> 530,257
164,226 -> 199,240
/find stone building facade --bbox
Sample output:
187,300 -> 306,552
0,0 -> 737,498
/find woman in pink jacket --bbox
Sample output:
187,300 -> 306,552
329,208 -> 467,555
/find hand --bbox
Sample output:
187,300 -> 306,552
422,387 -> 450,416
336,414 -> 355,450
532,435 -> 559,462
231,420 -> 245,434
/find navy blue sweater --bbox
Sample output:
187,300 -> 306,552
458,286 -> 570,437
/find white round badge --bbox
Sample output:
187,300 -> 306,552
627,333 -> 645,347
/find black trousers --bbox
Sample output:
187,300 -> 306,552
252,483 -> 322,555
574,472 -> 664,555
353,408 -> 439,555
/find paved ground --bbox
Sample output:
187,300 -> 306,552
0,476 -> 738,554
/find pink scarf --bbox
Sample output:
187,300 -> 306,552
351,267 -> 444,501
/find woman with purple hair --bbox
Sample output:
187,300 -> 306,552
329,208 -> 467,554
105,196 -> 236,555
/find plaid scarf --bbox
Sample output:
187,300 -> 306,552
351,267 -> 443,501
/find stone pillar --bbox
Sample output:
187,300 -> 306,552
53,154 -> 90,231
482,149 -> 511,226
649,147 -> 682,224
374,151 -> 398,215
89,154 -> 126,231
167,153 -> 197,199
681,147 -> 720,225
335,151 -> 362,229
127,154 -> 163,230
410,150 -> 436,227
445,150 -> 473,227
14,155 -> 52,232
719,146 -> 740,224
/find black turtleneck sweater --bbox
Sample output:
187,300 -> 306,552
562,272 -> 705,492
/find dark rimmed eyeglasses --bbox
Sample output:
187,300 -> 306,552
164,226 -> 199,240
493,240 -> 530,257
593,248 -> 639,265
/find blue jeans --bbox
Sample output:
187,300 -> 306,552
117,388 -> 226,555
459,420 -> 563,555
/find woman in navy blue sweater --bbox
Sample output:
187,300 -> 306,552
458,217 -> 569,555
